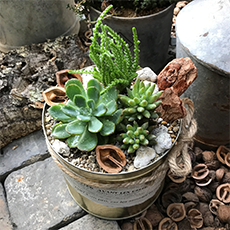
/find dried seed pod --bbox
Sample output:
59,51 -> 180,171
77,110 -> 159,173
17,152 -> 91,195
216,168 -> 225,182
161,190 -> 182,208
134,217 -> 153,230
202,151 -> 214,163
206,160 -> 221,171
164,182 -> 180,192
158,217 -> 178,230
56,69 -> 82,88
197,202 -> 209,215
188,149 -> 196,166
195,175 -> 213,187
192,164 -> 209,180
182,192 -> 199,203
216,183 -> 230,203
194,147 -> 203,162
209,199 -> 225,215
200,227 -> 215,230
121,222 -> 133,230
196,169 -> 215,187
187,209 -> 203,229
208,181 -> 220,193
179,179 -> 192,194
167,170 -> 186,183
216,145 -> 230,165
225,152 -> 230,167
194,186 -> 212,203
203,211 -> 215,228
218,205 -> 230,224
166,203 -> 186,222
177,218 -> 195,230
96,145 -> 126,173
42,87 -> 67,106
223,172 -> 230,183
145,204 -> 164,227
184,201 -> 197,213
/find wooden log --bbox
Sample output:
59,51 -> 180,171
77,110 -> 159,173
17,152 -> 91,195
0,34 -> 93,149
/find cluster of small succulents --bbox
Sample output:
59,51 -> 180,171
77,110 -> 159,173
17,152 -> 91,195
117,78 -> 163,153
119,78 -> 163,122
119,121 -> 157,153
49,78 -> 122,151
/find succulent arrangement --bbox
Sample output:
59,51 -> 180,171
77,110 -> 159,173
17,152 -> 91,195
43,4 -> 196,174
43,5 -> 164,155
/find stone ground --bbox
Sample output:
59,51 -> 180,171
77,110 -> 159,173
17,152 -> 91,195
0,130 -> 121,230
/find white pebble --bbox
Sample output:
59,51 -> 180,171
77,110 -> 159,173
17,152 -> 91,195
134,146 -> 156,169
154,132 -> 172,154
52,139 -> 70,156
136,67 -> 157,82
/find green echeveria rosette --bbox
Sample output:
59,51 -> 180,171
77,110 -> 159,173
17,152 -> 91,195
48,78 -> 122,152
118,78 -> 163,122
119,121 -> 157,154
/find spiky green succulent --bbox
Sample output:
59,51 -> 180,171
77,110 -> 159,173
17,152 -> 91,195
119,78 -> 163,122
119,121 -> 156,153
69,4 -> 140,94
48,78 -> 122,151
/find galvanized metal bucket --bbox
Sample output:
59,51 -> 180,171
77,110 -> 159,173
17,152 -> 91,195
0,0 -> 80,53
176,0 -> 230,147
42,103 -> 181,220
90,4 -> 174,74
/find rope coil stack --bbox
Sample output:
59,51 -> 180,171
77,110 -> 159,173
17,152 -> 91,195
47,98 -> 197,189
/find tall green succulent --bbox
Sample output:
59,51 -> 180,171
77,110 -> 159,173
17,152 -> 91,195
69,4 -> 140,93
119,78 -> 163,122
48,79 -> 122,151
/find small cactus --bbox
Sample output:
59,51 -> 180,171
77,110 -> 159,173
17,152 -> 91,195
120,121 -> 156,154
118,78 -> 163,122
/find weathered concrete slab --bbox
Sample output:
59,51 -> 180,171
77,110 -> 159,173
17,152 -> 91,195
4,158 -> 85,230
0,129 -> 49,181
59,214 -> 121,230
0,183 -> 13,230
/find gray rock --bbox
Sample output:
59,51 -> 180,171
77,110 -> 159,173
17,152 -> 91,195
4,158 -> 84,230
153,127 -> 172,154
59,214 -> 121,230
0,183 -> 13,230
52,139 -> 70,157
134,146 -> 156,169
0,129 -> 49,181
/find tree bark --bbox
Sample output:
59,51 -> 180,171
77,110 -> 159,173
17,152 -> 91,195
0,34 -> 93,149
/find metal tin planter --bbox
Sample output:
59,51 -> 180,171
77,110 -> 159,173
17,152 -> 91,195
0,0 -> 80,53
90,5 -> 174,74
42,103 -> 181,220
176,0 -> 230,147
